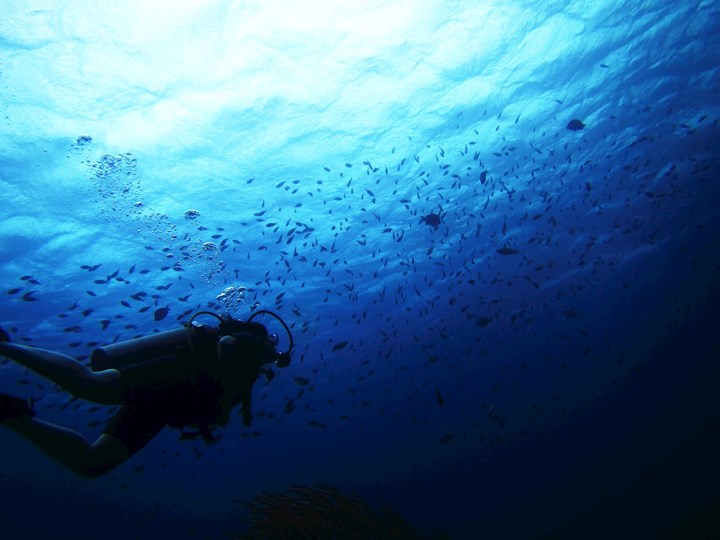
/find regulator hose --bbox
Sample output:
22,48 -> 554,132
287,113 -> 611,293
187,309 -> 294,366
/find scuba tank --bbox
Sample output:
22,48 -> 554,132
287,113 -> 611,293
90,320 -> 214,371
90,310 -> 294,371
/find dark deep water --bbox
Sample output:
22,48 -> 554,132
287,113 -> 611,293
1,1 -> 719,539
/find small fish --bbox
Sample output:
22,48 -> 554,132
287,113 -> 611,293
435,388 -> 444,406
22,292 -> 39,302
332,341 -> 349,351
153,307 -> 169,321
420,212 -> 442,229
477,317 -> 492,328
566,119 -> 586,131
496,247 -> 519,255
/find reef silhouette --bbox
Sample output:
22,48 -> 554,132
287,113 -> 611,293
231,483 -> 423,539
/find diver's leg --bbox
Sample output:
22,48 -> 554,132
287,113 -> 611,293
1,415 -> 130,478
0,342 -> 122,404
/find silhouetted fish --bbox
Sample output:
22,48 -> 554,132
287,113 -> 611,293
477,317 -> 492,328
420,212 -> 442,229
566,119 -> 585,131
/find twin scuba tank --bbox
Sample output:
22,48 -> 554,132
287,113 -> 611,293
90,310 -> 293,372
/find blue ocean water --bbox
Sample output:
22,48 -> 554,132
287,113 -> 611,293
1,1 -> 719,538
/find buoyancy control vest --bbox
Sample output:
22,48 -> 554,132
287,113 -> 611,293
89,310 -> 294,435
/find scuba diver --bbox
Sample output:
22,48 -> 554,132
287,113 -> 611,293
0,310 -> 293,479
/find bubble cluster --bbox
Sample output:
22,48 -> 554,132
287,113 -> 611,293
85,151 -> 146,221
216,285 -> 247,312
69,137 -> 228,282
159,219 -> 229,284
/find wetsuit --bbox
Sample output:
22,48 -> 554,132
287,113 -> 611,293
103,346 -> 223,456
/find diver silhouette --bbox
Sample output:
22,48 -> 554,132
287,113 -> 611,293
0,311 -> 292,478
